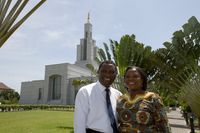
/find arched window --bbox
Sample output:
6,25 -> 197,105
38,88 -> 43,100
48,75 -> 61,100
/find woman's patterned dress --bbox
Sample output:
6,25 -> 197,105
116,91 -> 171,133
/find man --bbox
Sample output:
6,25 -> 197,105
74,60 -> 122,133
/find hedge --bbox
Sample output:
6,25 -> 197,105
0,104 -> 75,112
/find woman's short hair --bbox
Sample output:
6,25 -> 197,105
124,66 -> 147,91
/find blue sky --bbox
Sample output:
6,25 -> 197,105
1,0 -> 200,93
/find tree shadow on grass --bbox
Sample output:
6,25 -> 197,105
56,126 -> 74,133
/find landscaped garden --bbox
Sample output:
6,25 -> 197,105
0,110 -> 74,133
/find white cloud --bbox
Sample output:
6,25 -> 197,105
43,30 -> 64,41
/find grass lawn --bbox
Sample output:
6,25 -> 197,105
0,110 -> 74,133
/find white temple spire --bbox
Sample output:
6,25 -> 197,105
87,12 -> 90,23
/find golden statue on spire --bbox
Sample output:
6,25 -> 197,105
87,12 -> 90,23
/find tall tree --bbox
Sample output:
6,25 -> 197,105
155,16 -> 200,116
96,34 -> 156,92
0,90 -> 20,104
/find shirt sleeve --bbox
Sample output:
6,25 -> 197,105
152,96 -> 171,133
74,88 -> 89,133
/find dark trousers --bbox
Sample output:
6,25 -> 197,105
86,128 -> 103,133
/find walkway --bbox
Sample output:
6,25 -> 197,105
167,108 -> 199,133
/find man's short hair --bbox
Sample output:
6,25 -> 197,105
97,60 -> 118,74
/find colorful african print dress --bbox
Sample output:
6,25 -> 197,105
116,91 -> 171,133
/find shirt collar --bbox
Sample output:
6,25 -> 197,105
97,81 -> 110,93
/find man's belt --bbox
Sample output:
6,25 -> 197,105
86,128 -> 103,133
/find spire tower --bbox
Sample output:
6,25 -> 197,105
87,12 -> 90,23
75,13 -> 98,69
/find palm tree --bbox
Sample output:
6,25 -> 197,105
155,16 -> 200,118
0,0 -> 46,47
96,34 -> 157,93
72,78 -> 93,99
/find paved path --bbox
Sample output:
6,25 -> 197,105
167,109 -> 190,133
167,109 -> 199,133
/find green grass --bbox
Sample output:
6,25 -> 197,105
0,110 -> 74,133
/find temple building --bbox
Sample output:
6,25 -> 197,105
20,15 -> 98,105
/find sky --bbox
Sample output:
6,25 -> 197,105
1,0 -> 200,93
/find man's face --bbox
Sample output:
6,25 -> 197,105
98,63 -> 117,88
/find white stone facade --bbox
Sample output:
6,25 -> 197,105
20,17 -> 98,105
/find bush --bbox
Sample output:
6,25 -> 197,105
0,104 -> 75,112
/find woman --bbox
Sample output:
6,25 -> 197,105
117,66 -> 171,133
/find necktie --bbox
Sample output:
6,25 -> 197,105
105,88 -> 119,133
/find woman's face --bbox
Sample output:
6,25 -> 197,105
124,68 -> 143,91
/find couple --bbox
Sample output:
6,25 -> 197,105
74,61 -> 171,133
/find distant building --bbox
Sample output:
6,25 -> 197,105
0,82 -> 13,93
20,15 -> 98,105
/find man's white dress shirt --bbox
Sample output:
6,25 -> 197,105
74,81 -> 122,133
